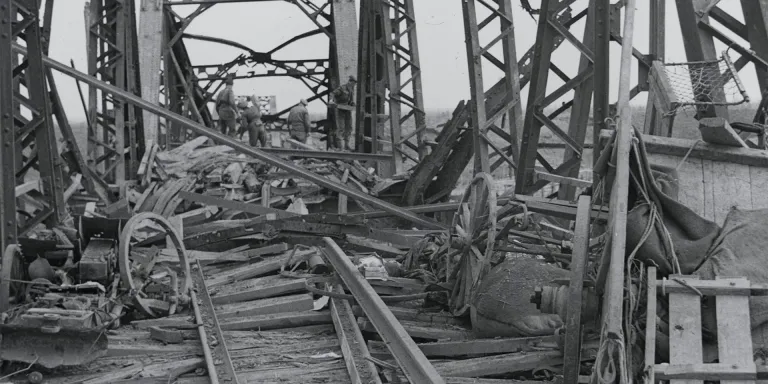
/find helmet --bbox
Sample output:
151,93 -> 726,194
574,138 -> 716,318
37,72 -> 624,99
300,99 -> 308,106
237,100 -> 248,109
348,76 -> 357,82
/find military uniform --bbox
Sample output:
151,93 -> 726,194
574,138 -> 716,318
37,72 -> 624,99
287,103 -> 312,143
242,105 -> 267,147
330,77 -> 356,150
215,85 -> 237,136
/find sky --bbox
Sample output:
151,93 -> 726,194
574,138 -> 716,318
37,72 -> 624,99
46,0 -> 759,121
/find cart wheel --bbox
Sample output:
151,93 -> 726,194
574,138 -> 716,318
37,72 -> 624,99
447,173 -> 497,317
1,245 -> 24,313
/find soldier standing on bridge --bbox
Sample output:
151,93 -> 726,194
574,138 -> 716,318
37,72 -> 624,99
215,75 -> 238,137
240,96 -> 268,148
287,99 -> 312,144
329,76 -> 357,151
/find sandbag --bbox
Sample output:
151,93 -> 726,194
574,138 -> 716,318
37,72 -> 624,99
470,257 -> 568,338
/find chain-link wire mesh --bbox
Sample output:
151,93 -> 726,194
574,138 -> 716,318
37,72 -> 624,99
662,51 -> 749,117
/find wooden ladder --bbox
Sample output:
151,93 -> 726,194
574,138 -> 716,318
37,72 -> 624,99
645,267 -> 757,383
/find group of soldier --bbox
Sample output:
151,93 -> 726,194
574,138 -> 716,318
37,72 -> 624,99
213,75 -> 357,151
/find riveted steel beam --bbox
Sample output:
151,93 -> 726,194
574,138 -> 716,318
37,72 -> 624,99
321,237 -> 445,384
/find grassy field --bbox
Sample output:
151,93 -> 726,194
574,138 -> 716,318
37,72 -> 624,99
65,104 -> 760,197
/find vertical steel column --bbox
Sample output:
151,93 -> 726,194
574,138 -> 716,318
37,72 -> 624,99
379,0 -> 428,170
462,0 -> 490,174
87,0 -> 143,186
355,0 -> 388,173
558,0 -> 596,201
14,0 -> 67,228
592,0 -> 610,157
138,0 -> 164,146
741,1 -> 768,91
0,0 -> 17,252
461,0 -> 524,176
516,0 -> 593,196
675,0 -> 729,118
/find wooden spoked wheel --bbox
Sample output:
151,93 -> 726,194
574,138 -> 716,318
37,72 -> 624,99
448,173 -> 497,317
0,245 -> 24,313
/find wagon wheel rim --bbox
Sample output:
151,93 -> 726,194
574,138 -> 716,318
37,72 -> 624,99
119,212 -> 191,318
0,245 -> 24,313
448,173 -> 497,316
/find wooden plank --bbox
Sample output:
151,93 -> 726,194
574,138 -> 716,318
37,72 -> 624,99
220,310 -> 333,331
750,165 -> 768,210
668,276 -> 704,384
206,254 -> 289,288
434,350 -> 566,378
210,275 -> 307,305
351,305 -> 465,326
600,130 -> 768,167
647,154 -> 706,217
712,161 -> 752,224
179,190 -> 298,219
656,363 -> 756,381
367,336 -> 557,358
654,279 -> 768,296
358,317 -> 472,341
715,277 -> 756,384
215,293 -> 314,320
701,159 -> 717,221
645,267 -> 658,384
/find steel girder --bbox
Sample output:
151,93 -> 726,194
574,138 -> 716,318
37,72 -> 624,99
355,0 -> 387,171
461,0 -> 524,176
7,0 -> 67,235
673,0 -> 768,139
154,0 -> 355,148
515,0 -> 600,197
0,0 -> 17,252
86,0 -> 145,186
379,0 -> 428,171
355,0 -> 426,176
512,0 -> 662,200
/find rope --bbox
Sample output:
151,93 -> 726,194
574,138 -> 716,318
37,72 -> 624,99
674,139 -> 703,173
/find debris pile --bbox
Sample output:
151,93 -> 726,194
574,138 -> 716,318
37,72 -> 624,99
0,136 -> 611,383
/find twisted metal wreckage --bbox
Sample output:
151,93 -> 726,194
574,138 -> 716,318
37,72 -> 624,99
2,0 -> 768,383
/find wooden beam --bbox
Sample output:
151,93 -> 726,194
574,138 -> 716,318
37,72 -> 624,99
599,129 -> 768,167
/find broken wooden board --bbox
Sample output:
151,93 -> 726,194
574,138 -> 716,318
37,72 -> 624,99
367,335 -> 558,358
220,310 -> 333,331
358,317 -> 472,341
209,275 -> 307,305
216,293 -> 314,320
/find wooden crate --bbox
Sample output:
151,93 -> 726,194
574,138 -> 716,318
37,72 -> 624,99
645,267 -> 757,383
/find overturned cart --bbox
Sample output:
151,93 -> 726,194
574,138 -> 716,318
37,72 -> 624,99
0,213 -> 192,370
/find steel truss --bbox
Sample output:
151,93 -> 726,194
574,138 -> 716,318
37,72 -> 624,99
674,0 -> 768,138
462,0 -> 524,176
355,0 -> 427,176
1,0 -> 111,252
500,0 -> 664,201
151,0 -> 355,147
87,0 -> 145,187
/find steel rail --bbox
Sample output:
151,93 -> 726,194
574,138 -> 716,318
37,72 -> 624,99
321,237 -> 445,384
191,261 -> 240,383
12,42 -> 445,230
